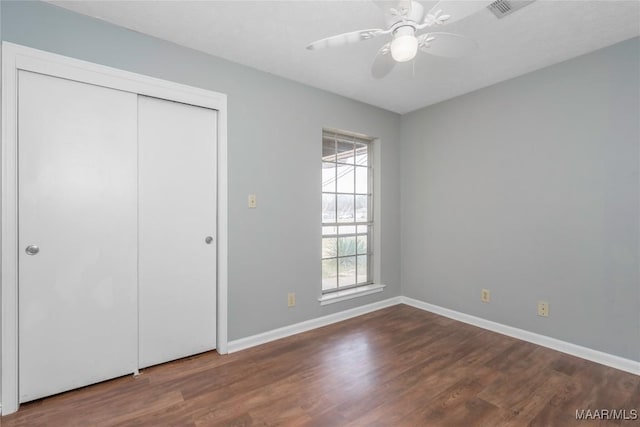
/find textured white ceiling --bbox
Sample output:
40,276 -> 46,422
48,0 -> 640,114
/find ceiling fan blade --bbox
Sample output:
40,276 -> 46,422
418,32 -> 478,58
425,0 -> 493,26
371,43 -> 396,79
306,29 -> 385,50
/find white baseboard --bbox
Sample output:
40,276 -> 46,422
227,296 -> 403,353
226,293 -> 638,376
401,296 -> 640,376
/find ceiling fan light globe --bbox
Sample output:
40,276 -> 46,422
390,34 -> 418,62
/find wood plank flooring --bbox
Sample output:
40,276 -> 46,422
1,304 -> 638,426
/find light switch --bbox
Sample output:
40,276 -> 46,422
248,194 -> 257,208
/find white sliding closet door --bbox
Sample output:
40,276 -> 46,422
138,96 -> 217,368
18,71 -> 138,403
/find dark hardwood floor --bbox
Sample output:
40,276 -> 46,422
1,304 -> 638,426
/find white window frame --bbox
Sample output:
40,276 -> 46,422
319,128 -> 385,305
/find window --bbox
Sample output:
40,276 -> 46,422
321,130 -> 373,293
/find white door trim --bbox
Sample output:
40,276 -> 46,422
0,42 -> 229,415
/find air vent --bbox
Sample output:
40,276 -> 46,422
488,0 -> 535,19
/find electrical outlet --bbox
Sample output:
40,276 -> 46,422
287,293 -> 296,308
481,289 -> 491,303
537,301 -> 549,317
248,194 -> 257,208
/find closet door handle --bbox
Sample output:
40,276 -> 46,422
25,245 -> 40,255
205,236 -> 214,245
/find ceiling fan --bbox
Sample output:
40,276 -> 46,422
306,0 -> 492,78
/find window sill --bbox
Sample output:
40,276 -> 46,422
318,284 -> 386,306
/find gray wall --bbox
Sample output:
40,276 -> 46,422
0,0 -> 402,344
400,37 -> 640,361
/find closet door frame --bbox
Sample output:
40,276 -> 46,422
0,42 -> 229,415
